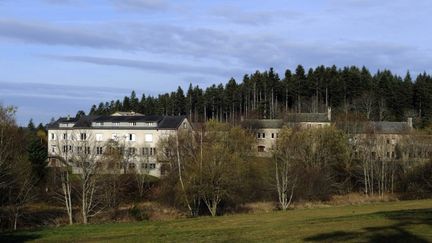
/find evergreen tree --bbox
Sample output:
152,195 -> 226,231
27,119 -> 36,131
75,110 -> 86,118
27,137 -> 48,183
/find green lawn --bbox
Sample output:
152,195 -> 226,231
2,199 -> 432,242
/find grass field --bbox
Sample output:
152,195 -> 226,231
1,199 -> 432,242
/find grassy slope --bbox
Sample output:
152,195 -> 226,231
2,199 -> 432,242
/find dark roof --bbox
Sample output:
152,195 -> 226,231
242,113 -> 330,129
47,117 -> 80,129
284,113 -> 330,123
73,115 -> 101,128
369,122 -> 411,134
158,116 -> 187,129
243,119 -> 284,129
341,121 -> 412,134
48,115 -> 186,130
56,117 -> 79,123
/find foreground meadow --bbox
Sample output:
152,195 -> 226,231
2,199 -> 431,242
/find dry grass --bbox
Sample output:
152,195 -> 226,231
135,202 -> 185,221
241,202 -> 277,214
330,193 -> 398,205
294,193 -> 398,209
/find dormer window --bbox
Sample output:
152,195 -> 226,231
59,123 -> 74,128
130,122 -> 137,126
113,122 -> 120,126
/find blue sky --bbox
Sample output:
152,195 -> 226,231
0,0 -> 431,125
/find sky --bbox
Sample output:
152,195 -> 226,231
0,0 -> 431,125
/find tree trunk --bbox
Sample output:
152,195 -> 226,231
176,134 -> 193,216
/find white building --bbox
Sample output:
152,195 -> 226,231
47,113 -> 192,177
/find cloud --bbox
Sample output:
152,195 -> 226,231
45,55 -> 248,77
209,6 -> 301,26
0,81 -> 137,125
0,19 -> 125,48
111,0 -> 170,11
1,16 -> 430,76
40,0 -> 76,4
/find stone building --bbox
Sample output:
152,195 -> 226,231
242,108 -> 332,156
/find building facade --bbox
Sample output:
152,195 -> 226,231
242,108 -> 332,156
346,118 -> 432,162
47,113 -> 191,177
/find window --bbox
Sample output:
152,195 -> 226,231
96,134 -> 103,141
85,147 -> 90,154
183,122 -> 187,129
145,134 -> 153,142
262,133 -> 265,139
51,145 -> 56,153
257,133 -> 261,139
63,133 -> 67,140
258,146 -> 265,152
113,122 -> 120,126
271,133 -> 275,139
164,148 -> 171,157
63,145 -> 72,153
128,147 -> 136,155
50,133 -> 56,140
128,133 -> 136,141
77,146 -> 83,154
80,133 -> 87,141
386,139 -> 390,144
129,122 -> 137,126
387,152 -> 390,158
150,147 -> 156,156
128,163 -> 136,169
371,152 -> 376,160
142,163 -> 156,170
391,151 -> 395,158
142,147 -> 149,156
96,147 -> 103,155
307,124 -> 312,128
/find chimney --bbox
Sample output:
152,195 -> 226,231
407,117 -> 413,129
327,107 -> 332,122
67,115 -> 70,121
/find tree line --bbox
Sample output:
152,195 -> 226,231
88,65 -> 432,127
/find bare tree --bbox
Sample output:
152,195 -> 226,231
273,126 -> 296,210
0,105 -> 18,190
50,130 -> 104,224
0,105 -> 37,230
7,160 -> 36,230
159,121 -> 253,217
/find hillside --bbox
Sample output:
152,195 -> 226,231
2,199 -> 431,242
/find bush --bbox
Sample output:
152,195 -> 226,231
128,205 -> 149,221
